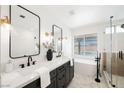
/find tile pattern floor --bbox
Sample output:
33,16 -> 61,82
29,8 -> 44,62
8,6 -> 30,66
68,62 -> 108,88
112,74 -> 124,88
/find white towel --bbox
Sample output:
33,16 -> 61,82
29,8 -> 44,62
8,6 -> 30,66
35,67 -> 50,88
70,58 -> 74,67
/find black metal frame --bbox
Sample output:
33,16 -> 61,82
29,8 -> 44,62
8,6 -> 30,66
52,24 -> 63,52
9,5 -> 41,59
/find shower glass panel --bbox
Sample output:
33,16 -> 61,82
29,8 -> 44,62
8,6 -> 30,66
111,26 -> 117,87
104,24 -> 124,88
104,27 -> 113,83
116,25 -> 124,87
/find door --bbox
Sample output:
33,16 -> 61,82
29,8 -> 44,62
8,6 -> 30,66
104,24 -> 117,86
116,25 -> 124,88
104,26 -> 113,84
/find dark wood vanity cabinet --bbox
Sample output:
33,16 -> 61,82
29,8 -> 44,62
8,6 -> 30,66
23,61 -> 74,88
48,61 -> 74,88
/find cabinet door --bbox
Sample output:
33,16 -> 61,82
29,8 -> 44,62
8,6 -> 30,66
57,70 -> 66,88
47,69 -> 57,88
50,69 -> 57,78
70,65 -> 74,81
116,26 -> 124,88
65,62 -> 70,86
47,77 -> 57,88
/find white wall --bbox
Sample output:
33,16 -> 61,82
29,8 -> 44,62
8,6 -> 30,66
0,5 -> 72,72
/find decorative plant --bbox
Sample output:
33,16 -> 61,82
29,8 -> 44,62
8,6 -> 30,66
42,42 -> 54,50
42,32 -> 54,50
35,32 -> 54,50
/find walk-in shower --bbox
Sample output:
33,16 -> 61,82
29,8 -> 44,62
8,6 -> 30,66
103,16 -> 124,88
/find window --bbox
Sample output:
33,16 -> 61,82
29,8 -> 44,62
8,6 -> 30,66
105,25 -> 124,34
74,34 -> 97,57
105,26 -> 115,34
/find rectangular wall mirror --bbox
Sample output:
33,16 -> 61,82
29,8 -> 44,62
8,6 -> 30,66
9,5 -> 40,59
52,25 -> 62,54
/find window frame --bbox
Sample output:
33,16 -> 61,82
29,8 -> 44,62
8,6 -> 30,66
73,33 -> 98,59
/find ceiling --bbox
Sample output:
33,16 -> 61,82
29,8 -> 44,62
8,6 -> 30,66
23,5 -> 124,29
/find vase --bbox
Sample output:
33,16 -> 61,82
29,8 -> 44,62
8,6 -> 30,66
46,49 -> 53,61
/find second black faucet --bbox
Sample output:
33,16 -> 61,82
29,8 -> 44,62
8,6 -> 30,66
27,56 -> 32,66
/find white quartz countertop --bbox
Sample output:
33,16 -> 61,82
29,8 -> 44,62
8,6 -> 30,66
1,57 -> 70,88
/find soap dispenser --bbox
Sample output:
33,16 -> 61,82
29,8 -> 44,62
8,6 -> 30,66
5,60 -> 13,73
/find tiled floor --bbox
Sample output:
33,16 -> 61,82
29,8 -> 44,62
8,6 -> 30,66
68,62 -> 108,88
112,74 -> 124,88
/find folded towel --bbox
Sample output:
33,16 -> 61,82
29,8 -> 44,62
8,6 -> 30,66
35,67 -> 50,88
70,58 -> 74,67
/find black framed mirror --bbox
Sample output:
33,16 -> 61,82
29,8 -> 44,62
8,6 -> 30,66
9,5 -> 40,59
52,24 -> 62,54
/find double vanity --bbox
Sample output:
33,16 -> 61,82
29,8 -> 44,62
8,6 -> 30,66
1,57 -> 74,88
1,6 -> 74,88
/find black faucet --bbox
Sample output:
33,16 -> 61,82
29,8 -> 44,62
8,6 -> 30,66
27,56 -> 32,66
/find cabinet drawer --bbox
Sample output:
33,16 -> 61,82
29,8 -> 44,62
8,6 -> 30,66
50,69 -> 56,78
57,64 -> 66,73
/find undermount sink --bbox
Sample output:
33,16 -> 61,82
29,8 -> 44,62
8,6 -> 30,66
17,69 -> 33,76
16,63 -> 48,76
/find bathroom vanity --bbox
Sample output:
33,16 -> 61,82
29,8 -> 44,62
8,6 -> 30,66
24,61 -> 74,88
1,57 -> 74,88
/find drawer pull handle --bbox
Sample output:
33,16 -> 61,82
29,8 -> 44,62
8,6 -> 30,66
59,67 -> 65,71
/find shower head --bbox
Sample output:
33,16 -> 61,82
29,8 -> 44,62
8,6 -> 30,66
121,24 -> 124,28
